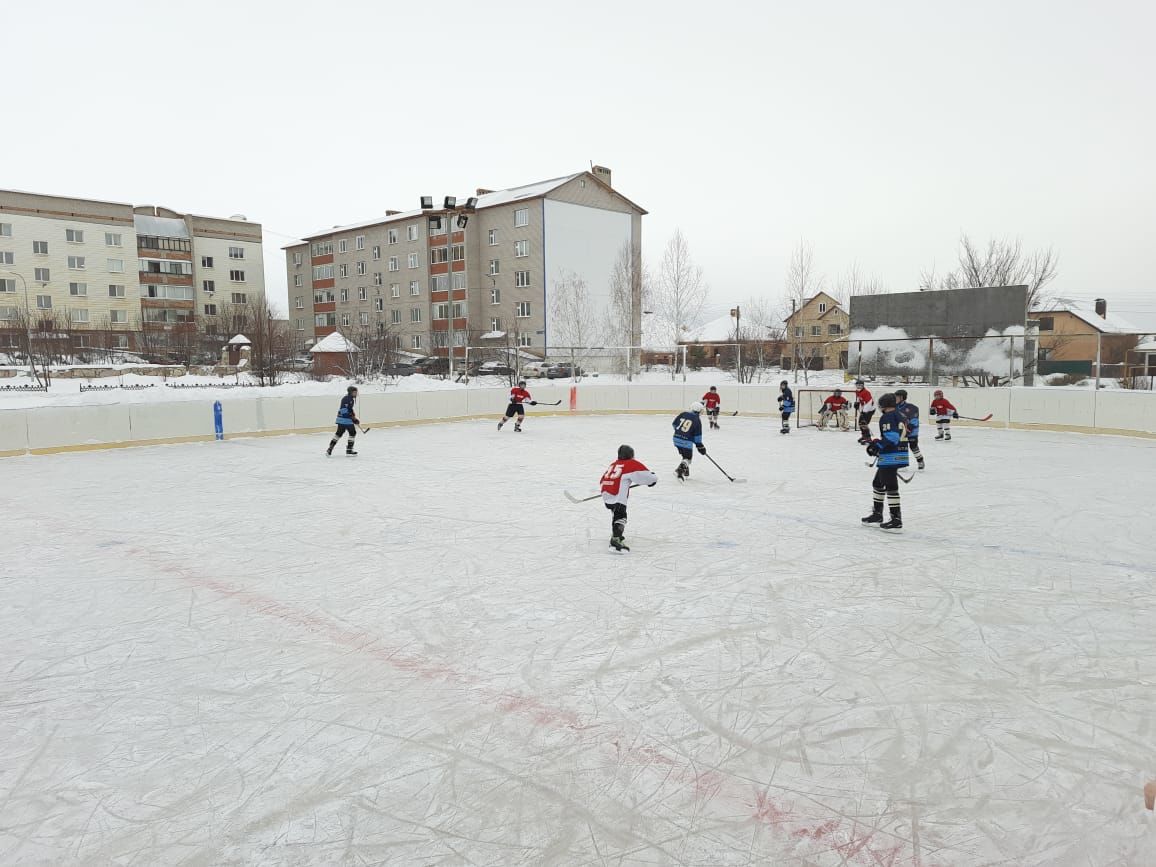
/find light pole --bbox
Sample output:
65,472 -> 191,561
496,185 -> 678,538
0,269 -> 40,386
420,195 -> 477,380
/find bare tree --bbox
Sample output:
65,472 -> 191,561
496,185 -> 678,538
654,230 -> 708,363
782,239 -> 826,383
605,240 -> 649,375
920,234 -> 1058,311
243,294 -> 294,385
832,262 -> 886,306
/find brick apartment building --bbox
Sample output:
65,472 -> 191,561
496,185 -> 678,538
285,168 -> 646,361
0,189 -> 263,359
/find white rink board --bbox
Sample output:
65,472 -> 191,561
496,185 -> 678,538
3,417 -> 1155,865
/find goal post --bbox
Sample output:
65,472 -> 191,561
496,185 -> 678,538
796,388 -> 858,431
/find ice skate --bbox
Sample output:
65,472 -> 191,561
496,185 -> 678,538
609,536 -> 629,552
346,449 -> 358,456
880,517 -> 902,531
861,512 -> 883,526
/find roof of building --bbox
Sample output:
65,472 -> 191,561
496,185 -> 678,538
227,334 -> 250,345
294,171 -> 644,244
1032,302 -> 1142,335
133,215 -> 190,238
309,332 -> 360,353
1134,341 -> 1156,352
479,330 -> 507,340
783,292 -> 846,323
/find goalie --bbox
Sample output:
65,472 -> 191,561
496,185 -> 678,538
817,389 -> 852,430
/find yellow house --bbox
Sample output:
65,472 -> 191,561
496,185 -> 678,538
783,292 -> 849,370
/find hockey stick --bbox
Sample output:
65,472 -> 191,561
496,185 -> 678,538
564,490 -> 601,503
357,424 -> 370,434
530,400 -> 562,406
956,413 -> 993,422
864,459 -> 914,483
703,453 -> 746,483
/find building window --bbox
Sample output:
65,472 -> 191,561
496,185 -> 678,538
72,308 -> 90,324
811,325 -> 821,336
0,222 -> 10,236
35,267 -> 50,282
358,287 -> 367,301
203,280 -> 216,293
516,301 -> 531,318
232,292 -> 247,304
37,294 -> 52,309
340,288 -> 349,302
388,228 -> 398,244
1038,316 -> 1054,332
201,255 -> 214,268
818,302 -> 827,313
66,228 -> 84,243
488,229 -> 497,246
107,258 -> 124,273
293,251 -> 303,266
105,232 -> 122,247
68,255 -> 86,269
430,247 -> 448,265
407,224 -> 419,241
204,303 -> 218,317
411,307 -> 422,322
0,251 -> 14,265
429,217 -> 446,238
374,297 -> 384,311
230,270 -> 245,282
411,334 -> 422,349
410,280 -> 420,296
0,279 -> 14,293
69,282 -> 87,296
313,264 -> 334,280
514,240 -> 529,257
451,244 -> 464,262
311,241 -> 333,257
341,313 -> 351,326
514,208 -> 528,227
373,272 -> 383,286
390,283 -> 400,298
372,245 -> 380,260
0,306 -> 16,320
390,309 -> 401,324
357,311 -> 367,325
355,235 -> 365,250
828,323 -> 841,335
315,314 -> 327,327
110,309 -> 128,324
144,284 -> 195,300
514,270 -> 531,288
33,241 -> 48,255
388,256 -> 399,272
434,302 -> 449,320
294,296 -> 304,309
225,246 -> 243,260
338,239 -> 348,254
338,263 -> 349,278
490,287 -> 500,304
408,252 -> 419,269
794,326 -> 803,337
294,274 -> 302,287
518,334 -> 532,347
490,317 -> 501,331
489,259 -> 499,275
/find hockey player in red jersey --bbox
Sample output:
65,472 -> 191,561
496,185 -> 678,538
854,379 -> 875,443
818,389 -> 851,430
600,444 -> 658,551
497,380 -> 533,432
702,386 -> 723,430
929,389 -> 959,440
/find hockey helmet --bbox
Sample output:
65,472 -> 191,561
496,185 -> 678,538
709,385 -> 718,392
878,392 -> 898,409
833,388 -> 843,396
518,380 -> 527,388
347,385 -> 358,395
934,389 -> 944,398
855,378 -> 865,387
895,389 -> 908,400
690,401 -> 705,413
618,444 -> 635,460
780,380 -> 789,389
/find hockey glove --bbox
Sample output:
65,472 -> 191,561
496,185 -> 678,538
952,411 -> 959,419
529,401 -> 537,405
696,444 -> 707,455
929,407 -> 937,415
865,441 -> 880,457
854,401 -> 860,410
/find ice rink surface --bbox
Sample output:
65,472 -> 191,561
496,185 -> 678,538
3,414 -> 1156,866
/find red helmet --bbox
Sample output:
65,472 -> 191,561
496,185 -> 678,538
934,389 -> 944,398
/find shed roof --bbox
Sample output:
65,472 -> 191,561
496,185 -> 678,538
309,332 -> 361,353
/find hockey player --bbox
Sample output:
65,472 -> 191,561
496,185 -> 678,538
894,389 -> 925,470
327,385 -> 360,456
702,386 -> 722,429
497,380 -> 532,432
854,379 -> 875,444
818,388 -> 851,430
862,392 -> 908,531
672,401 -> 707,480
929,389 -> 959,440
600,444 -> 658,551
777,380 -> 794,434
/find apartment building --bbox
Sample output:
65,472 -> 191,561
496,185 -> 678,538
285,167 -> 645,359
0,189 -> 263,357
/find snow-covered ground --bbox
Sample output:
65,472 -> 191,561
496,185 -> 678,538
4,417 -> 1154,864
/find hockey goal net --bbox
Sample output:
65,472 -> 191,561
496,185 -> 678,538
796,388 -> 859,431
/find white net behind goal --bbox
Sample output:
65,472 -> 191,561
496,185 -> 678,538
796,388 -> 859,430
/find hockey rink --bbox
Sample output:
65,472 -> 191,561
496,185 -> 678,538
3,414 -> 1155,865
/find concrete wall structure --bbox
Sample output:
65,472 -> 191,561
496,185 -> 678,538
3,385 -> 1156,457
850,285 -> 1029,337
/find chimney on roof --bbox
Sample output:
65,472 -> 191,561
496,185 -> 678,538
1094,298 -> 1107,319
591,165 -> 612,188
475,188 -> 494,196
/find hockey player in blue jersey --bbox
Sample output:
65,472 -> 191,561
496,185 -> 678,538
894,389 -> 925,470
672,401 -> 707,480
777,380 -> 794,434
327,385 -> 360,456
862,392 -> 909,530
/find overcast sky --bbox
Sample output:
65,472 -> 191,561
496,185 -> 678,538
7,1 -> 1154,328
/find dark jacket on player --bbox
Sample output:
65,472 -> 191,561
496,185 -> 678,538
896,401 -> 920,438
875,410 -> 910,468
336,395 -> 358,426
778,387 -> 795,413
672,411 -> 704,449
